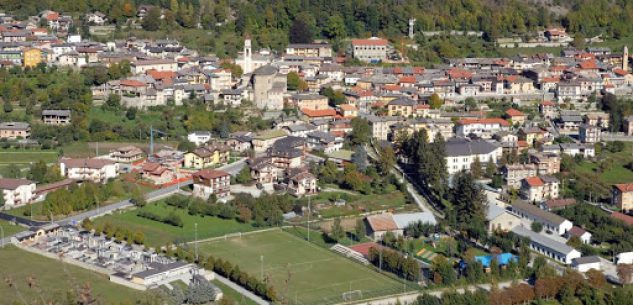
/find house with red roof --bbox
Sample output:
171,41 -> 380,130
611,212 -> 633,226
539,100 -> 557,119
140,162 -> 172,185
300,108 -> 337,120
505,108 -> 527,125
456,118 -> 510,139
521,175 -> 560,202
192,169 -> 230,199
612,183 -> 633,211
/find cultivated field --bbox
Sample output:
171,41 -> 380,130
0,150 -> 59,164
198,229 -> 410,305
0,246 -> 150,305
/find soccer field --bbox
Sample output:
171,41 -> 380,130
198,229 -> 411,305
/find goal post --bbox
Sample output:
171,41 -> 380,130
342,290 -> 362,301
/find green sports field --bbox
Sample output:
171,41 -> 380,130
198,229 -> 412,305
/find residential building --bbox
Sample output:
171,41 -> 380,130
22,48 -> 42,68
505,109 -> 526,125
183,143 -> 230,169
612,183 -> 633,211
285,43 -> 332,58
338,104 -> 358,118
248,158 -> 278,184
291,94 -> 329,110
351,37 -> 388,62
59,158 -> 119,183
579,124 -> 601,144
511,200 -> 572,235
503,163 -> 537,189
387,97 -> 417,117
512,226 -> 581,265
455,118 -> 510,139
192,169 -> 230,199
529,152 -> 561,175
445,137 -> 502,175
41,110 -> 71,125
540,101 -> 557,119
521,175 -> 560,202
140,163 -> 172,185
108,146 -> 144,163
131,59 -> 177,74
252,129 -> 288,153
0,178 -> 36,208
287,171 -> 318,197
540,198 -> 577,211
0,122 -> 30,139
366,115 -> 404,141
560,143 -> 595,158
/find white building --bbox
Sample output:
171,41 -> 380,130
59,158 -> 119,184
192,169 -> 230,199
351,37 -> 388,63
572,256 -> 601,272
445,137 -> 502,175
0,178 -> 36,208
188,132 -> 213,146
455,118 -> 511,139
511,200 -> 573,235
512,226 -> 581,265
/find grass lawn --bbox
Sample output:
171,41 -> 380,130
211,280 -> 259,305
0,219 -> 26,237
0,246 -> 150,305
62,140 -> 178,158
93,201 -> 257,247
0,150 -> 59,164
198,230 -> 410,305
302,189 -> 411,219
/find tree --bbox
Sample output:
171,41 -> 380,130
331,217 -> 344,241
531,221 -> 543,233
429,93 -> 443,109
450,171 -> 486,238
133,230 -> 145,245
142,7 -> 162,31
28,160 -> 48,183
125,107 -> 137,120
187,279 -> 219,304
471,157 -> 483,179
130,188 -> 146,207
355,218 -> 366,240
485,161 -> 496,179
286,72 -> 303,91
350,118 -> 371,145
3,102 -> 13,113
351,145 -> 368,172
235,166 -> 252,184
324,15 -> 346,40
289,19 -> 314,43
566,235 -> 582,248
0,192 -> 4,208
377,145 -> 396,175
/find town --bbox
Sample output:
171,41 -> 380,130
1,3 -> 633,305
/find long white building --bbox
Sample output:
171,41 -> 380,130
445,137 -> 502,175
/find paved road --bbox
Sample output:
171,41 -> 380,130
214,273 -> 270,305
222,158 -> 247,176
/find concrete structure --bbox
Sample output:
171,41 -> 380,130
0,122 -> 30,139
0,178 -> 36,208
59,158 -> 119,183
251,65 -> 286,111
41,110 -> 71,125
512,226 -> 581,265
351,37 -> 388,62
192,169 -> 230,199
572,256 -> 601,272
511,200 -> 572,235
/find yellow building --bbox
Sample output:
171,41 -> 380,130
183,143 -> 231,169
387,97 -> 416,117
23,48 -> 42,68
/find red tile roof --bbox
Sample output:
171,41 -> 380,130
518,140 -> 529,148
147,69 -> 177,80
612,212 -> 633,226
447,68 -> 473,79
568,226 -> 587,237
351,38 -> 388,46
544,198 -> 577,209
193,169 -> 230,180
541,76 -> 560,83
301,108 -> 337,117
383,84 -> 401,91
524,176 -> 544,187
457,118 -> 510,126
613,68 -> 629,76
578,60 -> 599,70
541,100 -> 556,106
366,213 -> 398,231
120,79 -> 146,87
338,104 -> 357,111
505,108 -> 525,117
615,183 -> 633,192
348,242 -> 385,258
399,76 -> 416,84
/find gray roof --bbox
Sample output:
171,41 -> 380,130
572,256 -> 601,265
511,201 -> 568,226
388,97 -> 417,106
286,124 -> 316,132
0,122 -> 29,130
445,137 -> 500,157
392,212 -> 437,228
253,65 -> 277,76
512,226 -> 578,256
42,109 -> 71,116
133,261 -> 189,279
486,204 -> 507,221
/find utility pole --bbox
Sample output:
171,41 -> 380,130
194,222 -> 198,262
307,195 -> 311,242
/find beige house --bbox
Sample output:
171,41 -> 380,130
287,171 -> 318,197
387,97 -> 416,117
0,122 -> 30,139
0,178 -> 36,209
41,110 -> 71,125
521,175 -> 560,202
613,183 -> 633,211
59,158 -> 119,184
291,94 -> 329,110
192,169 -> 230,199
108,146 -> 144,163
503,163 -> 537,189
131,59 -> 177,74
486,204 -> 520,233
529,152 -> 561,175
